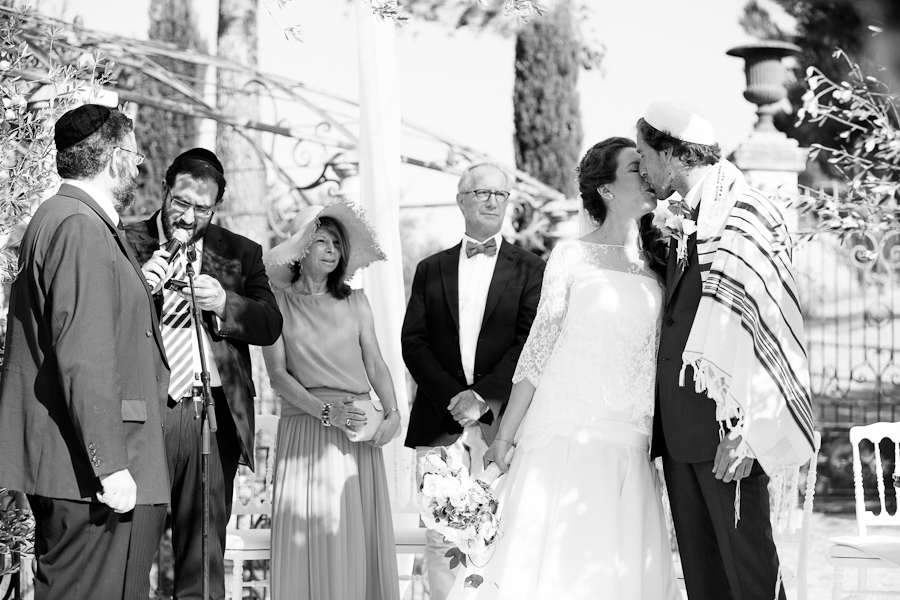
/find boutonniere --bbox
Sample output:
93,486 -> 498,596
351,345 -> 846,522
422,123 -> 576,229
652,201 -> 697,272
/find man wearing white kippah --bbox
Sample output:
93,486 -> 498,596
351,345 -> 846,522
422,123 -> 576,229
639,101 -> 815,600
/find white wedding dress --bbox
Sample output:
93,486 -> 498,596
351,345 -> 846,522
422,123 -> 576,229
447,239 -> 680,600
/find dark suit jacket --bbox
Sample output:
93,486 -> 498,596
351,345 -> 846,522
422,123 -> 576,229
403,239 -> 545,448
0,184 -> 171,505
124,213 -> 283,470
652,234 -> 721,463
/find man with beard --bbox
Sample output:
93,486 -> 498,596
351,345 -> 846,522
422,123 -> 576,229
640,101 -> 814,600
0,104 -> 171,600
124,148 -> 282,600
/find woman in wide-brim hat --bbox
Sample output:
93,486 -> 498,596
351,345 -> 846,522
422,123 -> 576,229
262,199 -> 401,600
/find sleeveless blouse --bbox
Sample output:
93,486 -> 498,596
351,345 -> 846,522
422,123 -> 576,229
273,287 -> 371,395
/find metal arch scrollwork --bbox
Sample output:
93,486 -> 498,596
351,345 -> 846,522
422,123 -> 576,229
880,359 -> 900,391
848,231 -> 878,275
847,229 -> 900,282
881,229 -> 900,273
813,364 -> 844,399
799,226 -> 900,431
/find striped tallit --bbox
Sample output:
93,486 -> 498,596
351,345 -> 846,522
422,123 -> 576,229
680,160 -> 816,481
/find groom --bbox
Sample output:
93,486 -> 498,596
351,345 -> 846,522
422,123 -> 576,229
402,163 -> 544,600
642,102 -> 791,600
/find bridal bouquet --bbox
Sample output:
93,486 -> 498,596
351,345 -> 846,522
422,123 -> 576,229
417,448 -> 504,568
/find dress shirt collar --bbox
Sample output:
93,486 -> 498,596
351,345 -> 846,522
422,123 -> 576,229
682,176 -> 704,213
63,179 -> 120,226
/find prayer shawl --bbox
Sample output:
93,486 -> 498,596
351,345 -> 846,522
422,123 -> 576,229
680,160 -> 816,482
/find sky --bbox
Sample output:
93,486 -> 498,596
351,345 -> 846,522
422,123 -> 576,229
33,0 -> 796,246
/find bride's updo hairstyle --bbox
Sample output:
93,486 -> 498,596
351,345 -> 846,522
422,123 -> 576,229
576,137 -> 667,278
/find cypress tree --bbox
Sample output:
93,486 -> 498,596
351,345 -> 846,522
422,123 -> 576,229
130,0 -> 206,216
513,0 -> 583,197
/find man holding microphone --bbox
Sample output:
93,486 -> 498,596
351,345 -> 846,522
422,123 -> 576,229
125,148 -> 282,600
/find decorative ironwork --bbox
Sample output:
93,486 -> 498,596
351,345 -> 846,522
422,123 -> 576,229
795,218 -> 900,503
4,6 -> 567,252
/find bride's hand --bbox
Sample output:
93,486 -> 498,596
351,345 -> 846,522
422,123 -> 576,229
483,438 -> 515,473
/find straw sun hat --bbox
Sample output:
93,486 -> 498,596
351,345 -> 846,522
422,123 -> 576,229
263,198 -> 386,289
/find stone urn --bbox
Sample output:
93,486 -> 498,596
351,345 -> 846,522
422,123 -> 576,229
726,41 -> 802,132
727,41 -> 808,185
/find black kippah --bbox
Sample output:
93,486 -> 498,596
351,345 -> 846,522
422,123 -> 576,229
54,104 -> 111,152
173,148 -> 224,175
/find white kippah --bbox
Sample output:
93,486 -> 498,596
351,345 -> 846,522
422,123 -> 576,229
643,101 -> 716,146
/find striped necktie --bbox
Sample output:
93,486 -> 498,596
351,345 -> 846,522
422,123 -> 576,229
160,254 -> 195,400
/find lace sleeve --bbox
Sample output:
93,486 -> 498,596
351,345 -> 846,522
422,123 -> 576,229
512,244 -> 572,387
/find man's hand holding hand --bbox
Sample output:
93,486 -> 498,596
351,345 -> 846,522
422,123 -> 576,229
97,469 -> 137,513
447,389 -> 489,427
180,274 -> 226,317
713,434 -> 754,483
141,249 -> 174,291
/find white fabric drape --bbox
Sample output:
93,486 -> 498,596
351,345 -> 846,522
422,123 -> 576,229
354,3 -> 414,511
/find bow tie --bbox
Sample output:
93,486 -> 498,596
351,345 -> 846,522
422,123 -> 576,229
465,238 -> 497,258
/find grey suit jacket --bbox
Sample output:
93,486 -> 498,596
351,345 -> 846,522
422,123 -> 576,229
0,184 -> 171,504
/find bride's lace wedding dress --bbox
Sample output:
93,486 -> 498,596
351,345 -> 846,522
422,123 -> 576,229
448,239 -> 680,600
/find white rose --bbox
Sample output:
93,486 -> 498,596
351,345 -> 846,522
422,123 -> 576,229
421,474 -> 440,497
449,489 -> 469,509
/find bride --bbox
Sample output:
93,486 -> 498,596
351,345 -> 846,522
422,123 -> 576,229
448,137 -> 680,600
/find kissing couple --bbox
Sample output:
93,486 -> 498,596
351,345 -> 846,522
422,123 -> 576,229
447,101 -> 816,600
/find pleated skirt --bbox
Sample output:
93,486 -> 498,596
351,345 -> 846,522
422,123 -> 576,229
270,400 -> 400,600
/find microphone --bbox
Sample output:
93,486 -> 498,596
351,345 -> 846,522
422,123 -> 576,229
164,228 -> 191,264
152,229 -> 191,294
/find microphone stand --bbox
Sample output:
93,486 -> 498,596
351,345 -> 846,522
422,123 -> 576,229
184,243 -> 217,600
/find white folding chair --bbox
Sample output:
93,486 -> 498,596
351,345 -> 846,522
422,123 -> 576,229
828,422 -> 900,599
775,430 -> 821,600
674,431 -> 821,600
390,443 -> 426,594
224,414 -> 278,600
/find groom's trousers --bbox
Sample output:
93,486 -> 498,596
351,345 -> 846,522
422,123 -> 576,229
663,454 -> 786,600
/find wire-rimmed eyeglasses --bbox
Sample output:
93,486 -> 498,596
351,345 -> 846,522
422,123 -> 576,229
115,146 -> 146,166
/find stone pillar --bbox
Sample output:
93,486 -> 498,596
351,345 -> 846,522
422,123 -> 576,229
727,42 -> 809,216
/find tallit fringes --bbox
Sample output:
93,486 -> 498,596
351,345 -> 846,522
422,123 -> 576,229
678,363 -> 687,387
734,480 -> 741,528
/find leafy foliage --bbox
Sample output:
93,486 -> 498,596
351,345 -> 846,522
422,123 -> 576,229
513,0 -> 582,197
0,489 -> 33,577
787,49 -> 900,239
0,5 -> 109,283
739,0 -> 889,181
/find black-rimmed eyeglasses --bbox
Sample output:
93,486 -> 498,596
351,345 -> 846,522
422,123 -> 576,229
463,189 -> 511,203
115,146 -> 145,166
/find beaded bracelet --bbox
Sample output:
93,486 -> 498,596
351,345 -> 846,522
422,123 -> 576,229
320,402 -> 333,427
385,407 -> 400,418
